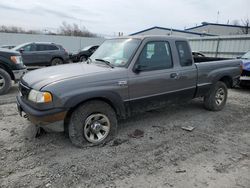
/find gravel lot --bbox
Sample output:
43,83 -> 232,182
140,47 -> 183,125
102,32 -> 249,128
0,86 -> 250,188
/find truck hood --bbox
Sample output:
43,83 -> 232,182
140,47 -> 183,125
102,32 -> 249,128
21,63 -> 114,90
0,48 -> 21,58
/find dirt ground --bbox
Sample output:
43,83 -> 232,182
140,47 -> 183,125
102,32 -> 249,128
0,86 -> 250,188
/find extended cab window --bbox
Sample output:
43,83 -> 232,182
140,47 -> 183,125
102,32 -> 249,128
176,41 -> 193,66
137,41 -> 173,71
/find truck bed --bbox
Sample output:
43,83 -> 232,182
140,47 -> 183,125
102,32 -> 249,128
194,56 -> 230,63
195,59 -> 241,97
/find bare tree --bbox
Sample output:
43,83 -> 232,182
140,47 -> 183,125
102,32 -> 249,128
241,18 -> 250,34
0,22 -> 97,37
58,22 -> 97,37
0,25 -> 39,34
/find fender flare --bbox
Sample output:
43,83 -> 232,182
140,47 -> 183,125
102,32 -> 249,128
64,90 -> 127,119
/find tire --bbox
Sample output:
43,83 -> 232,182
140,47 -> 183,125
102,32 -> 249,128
0,69 -> 12,95
204,81 -> 228,111
51,58 -> 63,66
68,100 -> 117,147
79,56 -> 87,62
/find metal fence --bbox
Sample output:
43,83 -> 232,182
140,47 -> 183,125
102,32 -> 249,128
0,32 -> 105,53
189,35 -> 250,58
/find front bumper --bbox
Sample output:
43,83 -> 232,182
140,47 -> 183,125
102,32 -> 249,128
13,68 -> 27,81
240,76 -> 250,81
16,95 -> 67,131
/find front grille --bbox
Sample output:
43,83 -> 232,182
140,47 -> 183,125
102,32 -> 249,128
19,82 -> 30,99
242,70 -> 250,77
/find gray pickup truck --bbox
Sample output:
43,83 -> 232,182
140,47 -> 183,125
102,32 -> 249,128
17,36 -> 241,147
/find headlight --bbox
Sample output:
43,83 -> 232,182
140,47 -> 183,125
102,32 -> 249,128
10,56 -> 23,64
28,89 -> 52,103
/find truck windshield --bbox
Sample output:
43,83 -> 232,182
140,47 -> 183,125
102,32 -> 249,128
90,38 -> 141,67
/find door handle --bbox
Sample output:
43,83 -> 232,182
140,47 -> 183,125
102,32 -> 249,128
118,80 -> 127,86
170,73 -> 179,79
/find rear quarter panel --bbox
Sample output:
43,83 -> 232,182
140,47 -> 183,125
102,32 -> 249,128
195,59 -> 241,96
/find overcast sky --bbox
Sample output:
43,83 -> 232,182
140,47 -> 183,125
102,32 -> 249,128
0,0 -> 249,36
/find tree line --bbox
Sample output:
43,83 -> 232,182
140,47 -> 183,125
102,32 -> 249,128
0,22 -> 97,37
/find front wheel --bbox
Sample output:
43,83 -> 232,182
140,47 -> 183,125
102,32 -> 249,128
68,100 -> 117,147
204,81 -> 228,111
0,69 -> 11,95
51,58 -> 63,66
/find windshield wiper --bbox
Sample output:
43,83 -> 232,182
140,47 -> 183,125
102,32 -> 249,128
95,59 -> 114,68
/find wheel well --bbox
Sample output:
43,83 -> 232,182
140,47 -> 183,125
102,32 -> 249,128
79,55 -> 87,60
219,76 -> 233,88
64,98 -> 118,133
0,64 -> 14,80
51,57 -> 63,62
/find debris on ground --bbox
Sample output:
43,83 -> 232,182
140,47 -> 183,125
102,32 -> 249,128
111,138 -> 128,146
175,169 -> 186,173
181,126 -> 195,132
128,129 -> 144,138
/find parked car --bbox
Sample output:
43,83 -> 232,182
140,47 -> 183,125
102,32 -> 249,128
12,42 -> 69,66
17,36 -> 241,147
0,45 -> 16,49
238,51 -> 250,87
0,48 -> 26,95
70,45 -> 99,62
192,51 -> 205,57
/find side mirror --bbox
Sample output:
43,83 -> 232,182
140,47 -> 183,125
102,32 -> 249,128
133,64 -> 142,73
19,48 -> 24,53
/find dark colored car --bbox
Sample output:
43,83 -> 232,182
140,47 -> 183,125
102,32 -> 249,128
0,48 -> 26,95
12,42 -> 69,66
192,51 -> 205,57
17,36 -> 241,147
70,45 -> 99,62
0,45 -> 16,49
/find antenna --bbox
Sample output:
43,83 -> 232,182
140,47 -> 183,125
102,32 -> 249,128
216,11 -> 220,23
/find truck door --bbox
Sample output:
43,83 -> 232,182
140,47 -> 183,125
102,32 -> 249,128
128,40 -> 181,113
174,41 -> 197,100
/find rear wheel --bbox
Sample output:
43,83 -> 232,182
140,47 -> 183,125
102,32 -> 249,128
0,69 -> 11,95
204,81 -> 228,111
51,58 -> 63,66
79,56 -> 87,62
68,100 -> 117,147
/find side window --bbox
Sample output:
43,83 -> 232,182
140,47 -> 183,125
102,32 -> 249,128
137,41 -> 173,71
47,45 -> 58,50
176,41 -> 193,66
23,44 -> 35,52
36,44 -> 47,51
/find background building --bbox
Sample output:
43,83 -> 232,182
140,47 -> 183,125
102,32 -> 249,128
185,22 -> 249,36
130,26 -> 214,37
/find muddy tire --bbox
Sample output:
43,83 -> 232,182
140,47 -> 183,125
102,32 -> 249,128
0,69 -> 11,95
68,100 -> 117,147
51,58 -> 63,66
204,81 -> 228,111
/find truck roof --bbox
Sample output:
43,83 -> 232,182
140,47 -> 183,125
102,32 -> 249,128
114,35 -> 188,41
